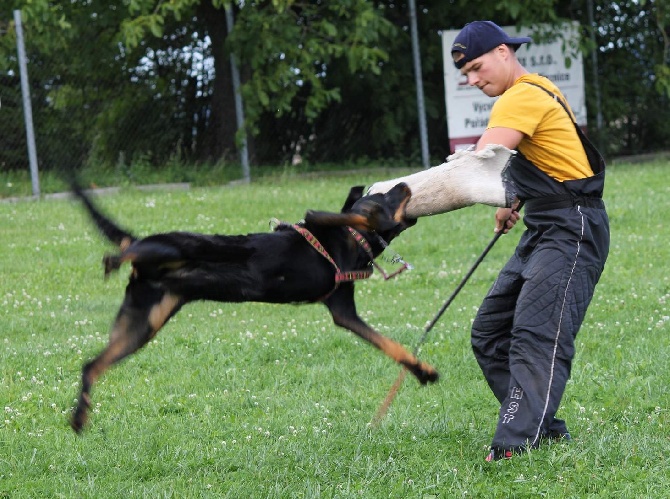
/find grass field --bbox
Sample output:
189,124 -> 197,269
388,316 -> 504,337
1,163 -> 668,497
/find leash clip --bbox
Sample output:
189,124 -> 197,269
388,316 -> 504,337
348,228 -> 413,280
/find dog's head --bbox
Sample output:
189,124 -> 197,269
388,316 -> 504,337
304,182 -> 416,243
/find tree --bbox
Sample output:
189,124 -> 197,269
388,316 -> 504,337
564,0 -> 670,156
1,1 -> 396,169
2,0 -> 670,172
109,0 -> 397,164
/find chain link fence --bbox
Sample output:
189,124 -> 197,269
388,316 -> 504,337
2,12 -> 105,181
1,13 -> 28,176
1,9 -> 224,198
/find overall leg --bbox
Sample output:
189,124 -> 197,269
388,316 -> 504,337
490,242 -> 602,453
471,252 -> 525,403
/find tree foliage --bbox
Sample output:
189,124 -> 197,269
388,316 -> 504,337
569,0 -> 670,156
1,0 -> 669,173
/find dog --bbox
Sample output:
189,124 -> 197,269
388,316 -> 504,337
70,182 -> 439,432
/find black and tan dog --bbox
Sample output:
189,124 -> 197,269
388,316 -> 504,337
70,183 -> 439,432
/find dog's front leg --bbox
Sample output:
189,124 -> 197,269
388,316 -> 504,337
324,285 -> 439,384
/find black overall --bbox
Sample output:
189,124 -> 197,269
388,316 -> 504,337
471,86 -> 610,455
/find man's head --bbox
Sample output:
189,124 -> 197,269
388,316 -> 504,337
451,21 -> 531,69
451,21 -> 531,97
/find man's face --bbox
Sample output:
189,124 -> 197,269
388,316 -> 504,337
454,46 -> 508,97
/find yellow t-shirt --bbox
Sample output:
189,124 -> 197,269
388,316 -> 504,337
487,74 -> 591,181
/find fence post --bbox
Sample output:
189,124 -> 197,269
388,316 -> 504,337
14,9 -> 40,197
224,5 -> 250,183
408,0 -> 430,169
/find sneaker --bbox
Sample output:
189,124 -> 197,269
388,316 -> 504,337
543,430 -> 572,442
545,418 -> 571,442
485,448 -> 513,461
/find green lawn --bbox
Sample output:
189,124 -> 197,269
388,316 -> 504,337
1,164 -> 668,497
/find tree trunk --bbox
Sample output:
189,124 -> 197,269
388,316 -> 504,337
198,1 -> 236,163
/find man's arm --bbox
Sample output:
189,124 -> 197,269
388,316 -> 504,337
477,127 -> 524,233
476,126 -> 524,151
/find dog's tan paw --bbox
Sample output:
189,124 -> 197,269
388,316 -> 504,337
420,367 -> 440,385
408,362 -> 439,385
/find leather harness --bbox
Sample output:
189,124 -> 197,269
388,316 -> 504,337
291,224 -> 374,283
274,221 -> 410,299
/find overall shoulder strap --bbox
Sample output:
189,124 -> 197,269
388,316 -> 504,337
523,81 -> 575,121
523,81 -> 605,175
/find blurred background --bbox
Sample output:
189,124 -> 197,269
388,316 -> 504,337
1,1 -> 669,184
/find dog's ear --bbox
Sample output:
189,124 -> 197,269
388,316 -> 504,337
304,210 -> 368,228
314,196 -> 399,233
384,183 -> 412,223
305,183 -> 415,233
305,186 -> 366,227
340,186 -> 365,213
305,187 -> 385,231
352,198 -> 398,232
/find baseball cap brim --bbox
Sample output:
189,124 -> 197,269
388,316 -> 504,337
451,21 -> 531,69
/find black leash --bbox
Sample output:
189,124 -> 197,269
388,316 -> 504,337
371,202 -> 524,425
412,201 -> 523,356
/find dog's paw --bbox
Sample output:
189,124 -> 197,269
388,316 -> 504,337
410,362 -> 439,385
70,402 -> 89,434
103,254 -> 122,276
421,369 -> 440,385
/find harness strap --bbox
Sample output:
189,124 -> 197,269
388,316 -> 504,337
292,225 -> 373,283
272,219 -> 410,296
346,227 -> 411,280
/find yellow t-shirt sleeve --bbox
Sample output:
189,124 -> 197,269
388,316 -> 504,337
488,83 -> 547,137
486,75 -> 591,181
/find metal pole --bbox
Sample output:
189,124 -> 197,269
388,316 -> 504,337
14,10 -> 40,196
587,0 -> 604,151
224,5 -> 250,183
408,0 -> 430,168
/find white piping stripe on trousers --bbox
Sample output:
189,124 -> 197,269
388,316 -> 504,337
532,206 -> 586,446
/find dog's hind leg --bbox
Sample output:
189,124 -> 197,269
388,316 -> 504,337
324,286 -> 439,385
71,282 -> 182,433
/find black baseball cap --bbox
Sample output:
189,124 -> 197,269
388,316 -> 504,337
451,21 -> 531,69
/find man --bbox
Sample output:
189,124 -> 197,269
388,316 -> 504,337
451,21 -> 610,461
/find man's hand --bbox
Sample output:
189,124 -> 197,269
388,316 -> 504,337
494,201 -> 521,234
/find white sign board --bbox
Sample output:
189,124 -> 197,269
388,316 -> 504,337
441,22 -> 586,152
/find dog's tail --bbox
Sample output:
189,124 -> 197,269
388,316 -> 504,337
71,182 -> 136,250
